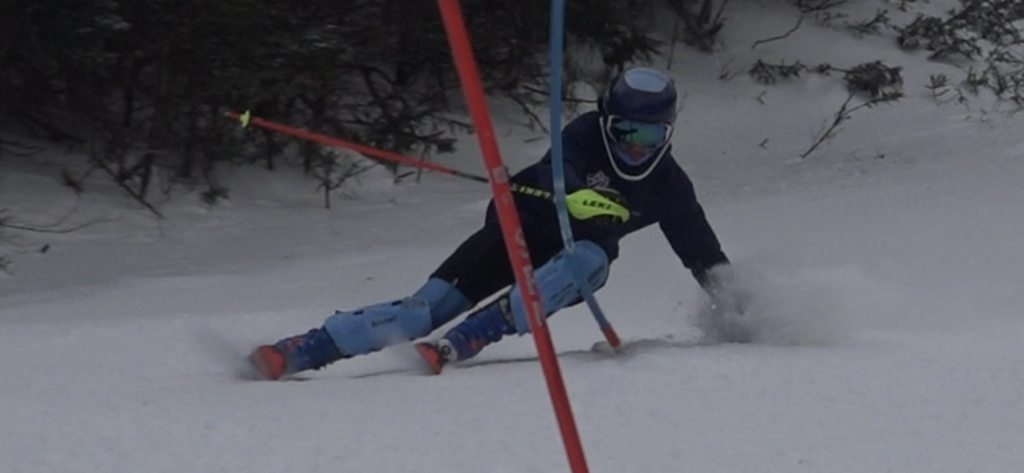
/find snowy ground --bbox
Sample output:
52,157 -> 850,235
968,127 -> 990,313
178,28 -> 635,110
3,2 -> 1024,472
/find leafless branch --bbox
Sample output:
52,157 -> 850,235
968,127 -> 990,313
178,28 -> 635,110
800,91 -> 900,158
0,137 -> 41,157
0,206 -> 116,234
752,16 -> 804,49
0,218 -> 114,234
90,149 -> 165,218
800,93 -> 857,159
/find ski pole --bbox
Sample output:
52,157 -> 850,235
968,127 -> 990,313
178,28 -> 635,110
547,0 -> 621,349
226,110 -> 489,183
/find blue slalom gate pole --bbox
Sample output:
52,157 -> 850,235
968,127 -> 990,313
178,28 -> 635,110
548,0 -> 621,348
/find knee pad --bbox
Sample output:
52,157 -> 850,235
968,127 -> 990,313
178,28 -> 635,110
323,298 -> 433,356
507,240 -> 609,334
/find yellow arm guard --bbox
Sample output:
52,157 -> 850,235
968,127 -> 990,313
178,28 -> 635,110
565,188 -> 630,224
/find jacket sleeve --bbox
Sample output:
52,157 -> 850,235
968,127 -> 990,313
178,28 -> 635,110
658,163 -> 729,286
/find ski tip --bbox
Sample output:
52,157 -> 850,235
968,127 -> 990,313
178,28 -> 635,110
414,342 -> 445,375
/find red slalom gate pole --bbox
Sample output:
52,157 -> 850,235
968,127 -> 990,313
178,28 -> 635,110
435,1 -> 589,473
225,110 -> 489,183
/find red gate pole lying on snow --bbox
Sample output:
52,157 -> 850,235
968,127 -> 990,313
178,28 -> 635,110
435,1 -> 590,473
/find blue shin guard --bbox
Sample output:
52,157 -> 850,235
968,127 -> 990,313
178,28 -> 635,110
412,277 -> 472,327
441,240 -> 609,361
508,240 -> 609,333
324,298 -> 434,356
320,278 -> 469,358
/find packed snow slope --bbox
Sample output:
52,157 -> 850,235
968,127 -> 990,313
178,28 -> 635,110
2,1 -> 1022,472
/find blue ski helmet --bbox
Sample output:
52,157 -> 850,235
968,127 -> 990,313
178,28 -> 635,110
598,66 -> 677,181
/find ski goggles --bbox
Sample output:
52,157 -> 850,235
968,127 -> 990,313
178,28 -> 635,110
605,116 -> 672,149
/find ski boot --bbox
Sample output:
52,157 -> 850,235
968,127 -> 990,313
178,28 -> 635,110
415,296 -> 516,374
413,338 -> 465,375
249,327 -> 345,380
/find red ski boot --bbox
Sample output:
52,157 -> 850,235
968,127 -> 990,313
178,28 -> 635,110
248,345 -> 288,380
248,327 -> 345,380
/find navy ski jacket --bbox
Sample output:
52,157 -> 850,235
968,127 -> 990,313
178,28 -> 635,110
485,111 -> 728,285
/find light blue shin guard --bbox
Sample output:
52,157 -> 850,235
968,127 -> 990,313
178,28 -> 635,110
323,298 -> 433,356
324,278 -> 471,357
508,240 -> 609,334
412,277 -> 472,328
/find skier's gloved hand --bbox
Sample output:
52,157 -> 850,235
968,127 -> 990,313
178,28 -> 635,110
566,187 -> 630,227
700,264 -> 748,316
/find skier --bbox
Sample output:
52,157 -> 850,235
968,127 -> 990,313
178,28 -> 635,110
249,66 -> 731,380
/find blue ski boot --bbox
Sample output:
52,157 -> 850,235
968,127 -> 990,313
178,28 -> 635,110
416,295 -> 516,374
249,327 -> 345,380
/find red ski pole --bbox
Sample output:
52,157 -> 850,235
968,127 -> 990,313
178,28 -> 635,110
225,110 -> 489,183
